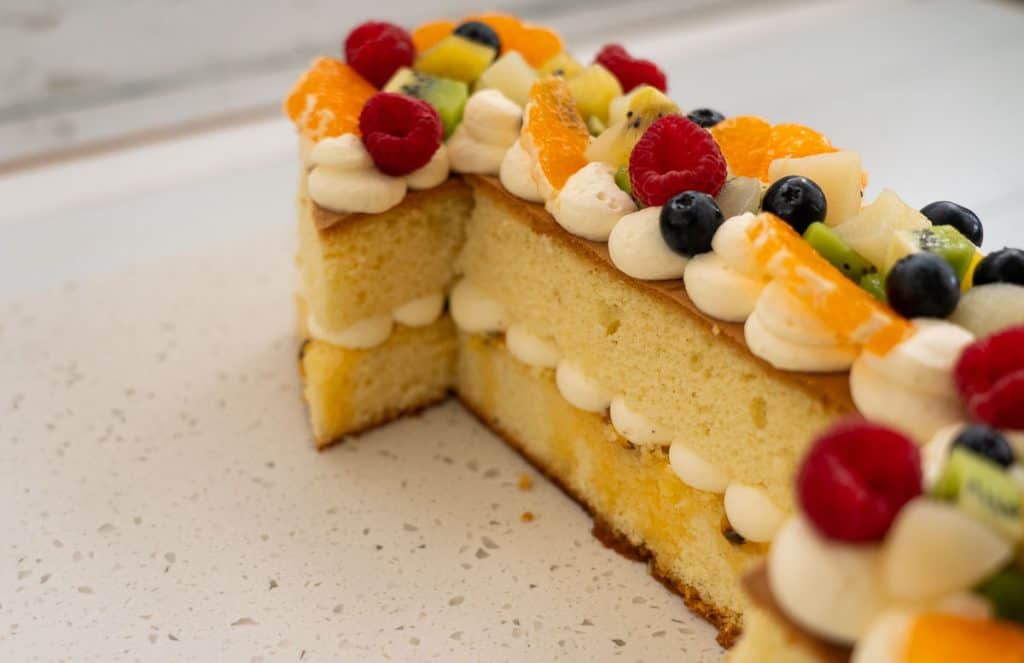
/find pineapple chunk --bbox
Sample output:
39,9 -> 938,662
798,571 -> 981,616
474,51 -> 537,107
566,64 -> 622,124
768,151 -> 863,227
537,52 -> 582,78
832,189 -> 930,268
414,35 -> 496,83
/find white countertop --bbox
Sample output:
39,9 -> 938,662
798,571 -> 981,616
2,1 -> 1024,661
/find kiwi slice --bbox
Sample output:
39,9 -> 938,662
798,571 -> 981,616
803,222 -> 877,282
977,568 -> 1024,624
884,225 -> 977,279
584,86 -> 679,167
931,448 -> 1023,541
860,272 -> 887,303
384,68 -> 468,139
614,165 -> 631,196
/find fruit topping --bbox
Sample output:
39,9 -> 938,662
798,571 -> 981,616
977,568 -> 1024,624
884,225 -> 977,282
475,51 -> 537,107
885,253 -> 961,319
383,68 -> 467,138
358,92 -> 443,176
803,222 -> 877,283
951,283 -> 1024,338
687,108 -> 725,129
659,192 -> 724,257
920,201 -> 984,247
860,272 -> 887,303
566,64 -> 623,124
344,21 -> 416,88
931,447 -> 1022,540
284,57 -> 377,140
905,613 -> 1024,662
586,116 -> 606,137
762,175 -> 828,234
711,116 -> 836,181
954,325 -> 1024,429
796,420 -> 922,542
465,13 -> 563,67
411,19 -> 454,53
537,52 -> 583,78
768,151 -> 863,226
746,214 -> 913,353
974,248 -> 1024,287
585,86 -> 679,167
951,424 -> 1016,467
414,34 -> 495,83
613,165 -> 632,197
628,116 -> 727,206
522,77 -> 589,193
454,20 -> 501,53
715,176 -> 761,220
595,44 -> 667,93
832,189 -> 931,268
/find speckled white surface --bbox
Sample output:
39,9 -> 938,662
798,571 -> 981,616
0,229 -> 721,662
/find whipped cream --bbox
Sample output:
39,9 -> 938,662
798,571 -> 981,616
684,253 -> 764,323
505,324 -> 560,368
608,207 -> 688,280
745,281 -> 859,372
609,396 -> 667,446
724,483 -> 785,543
545,162 -> 636,242
448,90 -> 522,175
668,442 -> 729,493
499,139 -> 543,202
307,134 -> 407,214
449,280 -> 508,334
712,213 -> 761,276
555,360 -> 613,413
308,313 -> 394,350
392,292 -> 445,327
406,144 -> 450,190
850,319 -> 973,442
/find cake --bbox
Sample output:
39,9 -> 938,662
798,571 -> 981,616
286,13 -> 1024,650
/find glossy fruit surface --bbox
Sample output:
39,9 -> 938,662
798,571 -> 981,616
284,57 -> 376,140
686,108 -> 725,128
885,253 -> 960,319
358,92 -> 443,176
659,191 -> 724,256
954,324 -> 1024,429
522,77 -> 589,191
454,21 -> 501,52
344,21 -> 415,88
411,19 -> 454,53
920,200 -> 983,246
951,424 -> 1015,467
803,222 -> 876,283
905,613 -> 1024,663
711,116 -> 835,180
974,248 -> 1024,286
595,44 -> 667,92
628,115 -> 727,206
762,175 -> 827,233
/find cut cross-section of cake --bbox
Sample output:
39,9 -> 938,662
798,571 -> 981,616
285,13 -> 1024,650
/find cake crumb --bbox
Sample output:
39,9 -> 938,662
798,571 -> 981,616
517,473 -> 533,491
520,511 -> 535,523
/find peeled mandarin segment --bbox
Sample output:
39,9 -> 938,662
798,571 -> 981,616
710,116 -> 773,179
411,19 -> 454,53
906,614 -> 1024,663
524,77 -> 589,191
508,25 -> 564,67
763,123 -> 837,180
746,213 -> 913,354
463,12 -> 522,53
283,57 -> 376,140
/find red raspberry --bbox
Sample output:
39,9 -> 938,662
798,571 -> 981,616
797,419 -> 922,542
595,44 -> 667,93
628,115 -> 727,206
954,325 -> 1024,429
359,92 -> 442,176
344,21 -> 414,88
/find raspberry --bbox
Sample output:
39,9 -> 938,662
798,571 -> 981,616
797,419 -> 921,542
595,44 -> 667,93
628,115 -> 727,206
358,93 -> 442,176
344,21 -> 414,88
954,325 -> 1024,429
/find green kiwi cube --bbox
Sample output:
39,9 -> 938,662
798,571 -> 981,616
860,272 -> 887,303
384,67 -> 468,139
803,222 -> 877,282
884,225 -> 977,279
614,165 -> 631,196
931,448 -> 1023,541
977,568 -> 1024,624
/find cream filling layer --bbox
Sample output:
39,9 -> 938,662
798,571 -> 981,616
306,291 -> 445,350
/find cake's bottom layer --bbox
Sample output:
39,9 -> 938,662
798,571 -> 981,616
455,332 -> 765,646
299,316 -> 457,448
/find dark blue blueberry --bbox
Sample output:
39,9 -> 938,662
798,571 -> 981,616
659,191 -> 724,257
920,201 -> 983,246
952,424 -> 1015,467
973,248 -> 1024,286
762,175 -> 827,234
686,108 -> 725,129
454,21 -> 501,54
885,253 -> 960,318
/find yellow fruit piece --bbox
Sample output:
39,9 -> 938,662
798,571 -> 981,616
463,13 -> 563,67
566,64 -> 622,124
414,34 -> 496,83
411,19 -> 454,53
586,86 -> 679,166
746,213 -> 913,354
906,614 -> 1024,663
523,77 -> 589,192
538,52 -> 582,78
962,250 -> 985,291
283,57 -> 376,141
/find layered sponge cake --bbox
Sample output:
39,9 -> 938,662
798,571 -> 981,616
286,12 -> 1024,651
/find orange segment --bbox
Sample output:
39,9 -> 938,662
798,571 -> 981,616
766,123 -> 837,173
411,19 -> 454,53
906,614 -> 1024,663
283,57 -> 376,141
464,13 -> 563,66
746,213 -> 913,354
711,117 -> 837,180
523,77 -> 589,191
464,12 -> 522,53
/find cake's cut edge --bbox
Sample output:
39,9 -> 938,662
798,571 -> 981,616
456,391 -> 744,648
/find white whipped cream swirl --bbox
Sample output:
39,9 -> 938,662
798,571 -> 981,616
608,207 -> 688,280
545,162 -> 636,241
499,139 -> 543,203
307,134 -> 406,214
448,90 -> 522,175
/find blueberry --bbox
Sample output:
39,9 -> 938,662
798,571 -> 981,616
973,247 -> 1024,286
454,21 -> 501,53
761,176 -> 827,234
952,424 -> 1015,467
920,201 -> 983,246
686,108 -> 725,129
659,191 -> 723,257
885,253 -> 960,318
